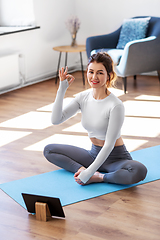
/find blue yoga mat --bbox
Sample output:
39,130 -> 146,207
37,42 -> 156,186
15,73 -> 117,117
0,145 -> 160,209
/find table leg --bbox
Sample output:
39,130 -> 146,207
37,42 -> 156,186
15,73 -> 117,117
79,52 -> 85,85
65,52 -> 68,68
55,52 -> 62,84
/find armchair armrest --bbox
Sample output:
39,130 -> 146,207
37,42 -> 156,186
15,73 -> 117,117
86,28 -> 121,58
115,36 -> 160,76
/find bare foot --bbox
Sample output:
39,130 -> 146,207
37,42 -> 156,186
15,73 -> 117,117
85,172 -> 104,185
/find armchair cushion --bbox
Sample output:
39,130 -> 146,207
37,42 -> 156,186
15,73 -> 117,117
91,48 -> 124,65
116,17 -> 150,49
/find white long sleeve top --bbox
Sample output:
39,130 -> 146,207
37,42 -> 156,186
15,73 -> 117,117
51,80 -> 125,183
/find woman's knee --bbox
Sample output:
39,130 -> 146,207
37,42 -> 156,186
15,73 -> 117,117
137,162 -> 147,181
43,144 -> 62,166
129,161 -> 147,183
43,144 -> 55,158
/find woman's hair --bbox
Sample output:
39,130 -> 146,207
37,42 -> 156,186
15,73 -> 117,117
87,52 -> 117,88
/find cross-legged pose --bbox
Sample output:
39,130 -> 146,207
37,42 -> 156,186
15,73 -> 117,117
44,52 -> 147,185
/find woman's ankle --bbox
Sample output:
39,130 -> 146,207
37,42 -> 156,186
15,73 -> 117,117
97,172 -> 105,182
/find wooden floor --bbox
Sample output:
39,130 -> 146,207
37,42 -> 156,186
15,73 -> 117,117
0,72 -> 160,240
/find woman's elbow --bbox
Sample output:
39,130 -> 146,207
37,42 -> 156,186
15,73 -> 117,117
51,121 -> 61,125
51,117 -> 60,125
51,121 -> 59,125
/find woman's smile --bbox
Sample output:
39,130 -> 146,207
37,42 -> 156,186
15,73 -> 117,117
91,80 -> 100,84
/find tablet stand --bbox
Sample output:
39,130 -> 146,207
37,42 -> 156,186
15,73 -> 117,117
35,202 -> 52,221
22,193 -> 65,220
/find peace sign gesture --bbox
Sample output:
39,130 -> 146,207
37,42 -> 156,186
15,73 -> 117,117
59,66 -> 75,86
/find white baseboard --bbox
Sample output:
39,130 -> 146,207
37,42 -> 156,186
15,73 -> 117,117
1,66 -> 157,95
0,64 -> 87,95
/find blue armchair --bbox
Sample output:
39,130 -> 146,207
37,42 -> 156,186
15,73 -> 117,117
86,16 -> 160,93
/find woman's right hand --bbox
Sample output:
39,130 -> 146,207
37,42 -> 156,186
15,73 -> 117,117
59,66 -> 75,86
74,166 -> 86,185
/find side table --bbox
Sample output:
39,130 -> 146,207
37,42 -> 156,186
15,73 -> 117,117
53,45 -> 86,85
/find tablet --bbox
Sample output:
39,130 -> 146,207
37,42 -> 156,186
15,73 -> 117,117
22,193 -> 65,218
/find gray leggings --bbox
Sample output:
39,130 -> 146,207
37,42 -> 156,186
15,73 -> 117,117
43,144 -> 147,185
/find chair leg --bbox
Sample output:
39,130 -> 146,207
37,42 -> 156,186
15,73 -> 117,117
122,77 -> 127,94
133,75 -> 137,87
157,71 -> 160,83
133,75 -> 137,81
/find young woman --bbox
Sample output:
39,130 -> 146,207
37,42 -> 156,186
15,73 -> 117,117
43,52 -> 147,185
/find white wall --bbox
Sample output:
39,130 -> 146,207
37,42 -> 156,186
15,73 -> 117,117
0,0 -> 79,87
0,0 -> 160,91
76,0 -> 160,41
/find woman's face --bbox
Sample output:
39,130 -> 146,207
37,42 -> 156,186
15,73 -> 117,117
87,61 -> 108,89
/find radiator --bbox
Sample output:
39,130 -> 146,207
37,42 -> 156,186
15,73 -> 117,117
0,52 -> 20,91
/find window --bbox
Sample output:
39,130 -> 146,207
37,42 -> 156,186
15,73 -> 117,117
0,0 -> 36,27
